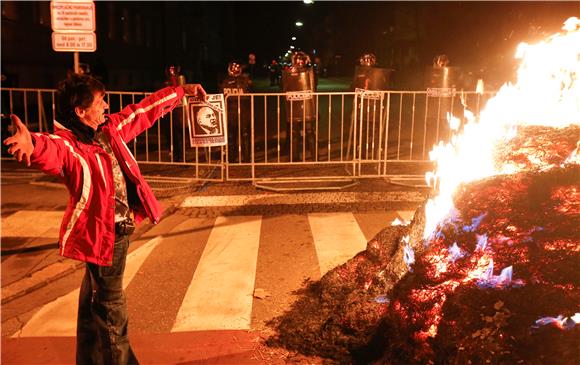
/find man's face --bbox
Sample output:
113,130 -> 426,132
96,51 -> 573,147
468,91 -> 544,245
78,91 -> 109,130
198,107 -> 217,132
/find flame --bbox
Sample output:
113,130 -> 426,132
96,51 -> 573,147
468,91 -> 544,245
533,313 -> 580,331
424,17 -> 580,240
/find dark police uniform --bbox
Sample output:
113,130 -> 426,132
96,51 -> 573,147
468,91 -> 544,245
219,74 -> 252,162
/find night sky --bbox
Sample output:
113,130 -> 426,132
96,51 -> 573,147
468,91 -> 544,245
2,1 -> 579,89
228,1 -> 579,71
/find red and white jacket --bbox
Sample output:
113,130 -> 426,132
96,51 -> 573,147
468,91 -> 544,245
29,86 -> 185,266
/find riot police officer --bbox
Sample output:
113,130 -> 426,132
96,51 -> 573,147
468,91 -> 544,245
281,51 -> 317,161
219,61 -> 252,163
350,54 -> 393,161
351,53 -> 392,91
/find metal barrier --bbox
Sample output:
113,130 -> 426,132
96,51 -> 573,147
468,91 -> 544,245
1,87 -> 496,187
223,90 -> 495,188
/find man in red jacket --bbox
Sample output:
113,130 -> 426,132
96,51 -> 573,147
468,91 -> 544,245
3,73 -> 206,365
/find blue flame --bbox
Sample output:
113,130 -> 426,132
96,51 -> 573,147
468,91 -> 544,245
463,213 -> 487,233
374,295 -> 390,304
448,242 -> 466,263
532,313 -> 580,331
427,208 -> 462,243
477,262 -> 523,289
476,234 -> 488,251
403,244 -> 415,272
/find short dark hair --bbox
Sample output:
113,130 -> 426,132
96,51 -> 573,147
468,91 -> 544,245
56,73 -> 105,143
56,73 -> 105,128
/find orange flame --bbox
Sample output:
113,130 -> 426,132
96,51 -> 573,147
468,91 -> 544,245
424,17 -> 580,240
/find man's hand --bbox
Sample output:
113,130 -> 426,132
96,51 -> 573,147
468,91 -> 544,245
3,115 -> 34,166
182,84 -> 207,101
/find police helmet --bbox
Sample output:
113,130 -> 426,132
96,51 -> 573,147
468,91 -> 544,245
291,51 -> 311,68
228,62 -> 242,77
359,53 -> 377,67
433,55 -> 450,67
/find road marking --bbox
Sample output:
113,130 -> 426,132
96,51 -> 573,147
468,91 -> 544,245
12,211 -> 421,335
14,237 -> 163,337
1,210 -> 62,238
172,216 -> 262,332
180,191 -> 425,207
308,212 -> 368,276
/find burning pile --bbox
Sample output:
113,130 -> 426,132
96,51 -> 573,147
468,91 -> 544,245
267,18 -> 580,364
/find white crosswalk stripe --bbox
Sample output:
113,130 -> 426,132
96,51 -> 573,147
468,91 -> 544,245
172,216 -> 262,332
10,211 -> 416,337
309,212 -> 368,276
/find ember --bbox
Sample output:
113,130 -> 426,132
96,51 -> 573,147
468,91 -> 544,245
267,18 -> 580,364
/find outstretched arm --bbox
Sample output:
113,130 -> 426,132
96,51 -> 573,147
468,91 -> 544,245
3,115 -> 33,166
113,83 -> 208,142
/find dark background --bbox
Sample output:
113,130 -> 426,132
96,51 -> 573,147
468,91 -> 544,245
2,1 -> 579,92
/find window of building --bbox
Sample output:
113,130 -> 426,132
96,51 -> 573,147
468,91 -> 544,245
145,21 -> 151,48
35,2 -> 50,26
1,2 -> 19,20
121,8 -> 130,43
107,3 -> 115,40
135,14 -> 142,46
182,29 -> 187,52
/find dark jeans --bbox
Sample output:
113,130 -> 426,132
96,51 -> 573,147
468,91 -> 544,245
76,234 -> 139,365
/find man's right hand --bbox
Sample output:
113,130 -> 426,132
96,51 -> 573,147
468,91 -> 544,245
3,115 -> 33,166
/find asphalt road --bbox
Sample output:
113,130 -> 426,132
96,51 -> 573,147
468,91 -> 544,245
1,159 -> 428,364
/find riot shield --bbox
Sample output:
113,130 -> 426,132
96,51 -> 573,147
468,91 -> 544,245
424,66 -> 464,148
282,68 -> 316,123
281,68 -> 317,161
351,66 -> 393,91
219,74 -> 252,162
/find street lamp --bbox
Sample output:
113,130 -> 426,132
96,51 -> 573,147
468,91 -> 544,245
295,21 -> 303,27
292,36 -> 297,41
303,0 -> 313,4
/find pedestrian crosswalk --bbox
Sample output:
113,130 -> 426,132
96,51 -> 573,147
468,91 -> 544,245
173,216 -> 262,332
8,210 -> 416,338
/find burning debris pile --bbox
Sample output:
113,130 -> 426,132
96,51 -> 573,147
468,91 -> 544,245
267,18 -> 580,365
268,127 -> 579,364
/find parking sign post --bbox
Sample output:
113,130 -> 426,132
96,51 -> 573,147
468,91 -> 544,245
50,0 -> 96,73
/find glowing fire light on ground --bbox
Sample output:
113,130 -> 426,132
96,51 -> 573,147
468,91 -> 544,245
424,17 -> 580,241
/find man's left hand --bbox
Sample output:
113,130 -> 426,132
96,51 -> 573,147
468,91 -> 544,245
183,84 -> 207,101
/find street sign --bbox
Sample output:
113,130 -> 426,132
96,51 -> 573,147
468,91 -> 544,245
50,1 -> 95,31
52,32 -> 96,52
50,0 -> 96,70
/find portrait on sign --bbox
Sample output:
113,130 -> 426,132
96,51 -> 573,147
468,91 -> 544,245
187,94 -> 227,147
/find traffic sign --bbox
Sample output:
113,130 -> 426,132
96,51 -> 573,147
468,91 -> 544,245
50,0 -> 96,66
52,32 -> 96,52
50,1 -> 95,32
